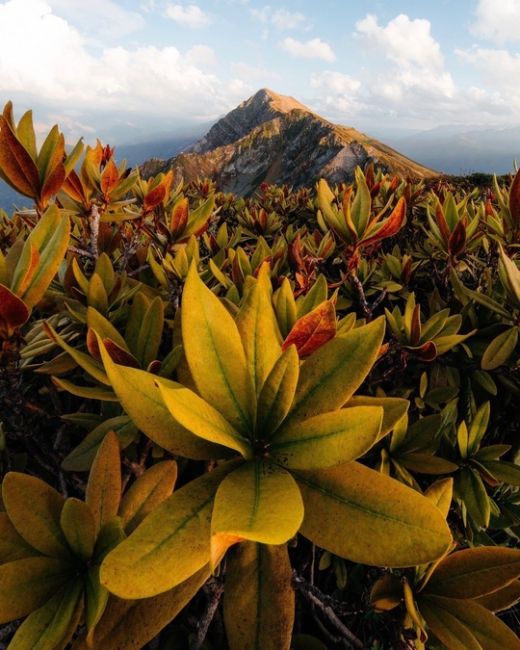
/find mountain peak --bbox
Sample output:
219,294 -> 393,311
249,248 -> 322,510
189,88 -> 312,154
246,88 -> 310,114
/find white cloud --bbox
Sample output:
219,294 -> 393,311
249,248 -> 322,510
0,0 -> 242,135
281,37 -> 335,62
354,14 -> 454,100
164,4 -> 211,28
471,0 -> 520,44
251,6 -> 308,31
231,61 -> 281,82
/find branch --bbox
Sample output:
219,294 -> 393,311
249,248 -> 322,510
89,204 -> 100,259
190,577 -> 224,650
292,572 -> 364,649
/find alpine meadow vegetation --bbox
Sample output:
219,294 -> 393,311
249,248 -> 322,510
1,101 -> 520,649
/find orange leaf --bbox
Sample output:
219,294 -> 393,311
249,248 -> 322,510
101,158 -> 119,199
40,163 -> 66,209
144,171 -> 173,212
282,300 -> 336,358
363,197 -> 407,246
14,245 -> 40,296
0,284 -> 29,335
170,197 -> 189,237
0,116 -> 40,197
62,169 -> 89,205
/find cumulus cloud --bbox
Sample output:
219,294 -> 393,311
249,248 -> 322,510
251,6 -> 309,31
470,0 -> 520,44
0,0 -> 243,137
281,37 -> 335,62
164,4 -> 211,28
355,13 -> 453,99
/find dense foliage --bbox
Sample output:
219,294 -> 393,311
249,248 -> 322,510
1,102 -> 520,650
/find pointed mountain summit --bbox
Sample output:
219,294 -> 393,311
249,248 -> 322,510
143,89 -> 436,195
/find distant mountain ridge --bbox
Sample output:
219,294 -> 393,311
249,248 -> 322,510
142,88 -> 436,196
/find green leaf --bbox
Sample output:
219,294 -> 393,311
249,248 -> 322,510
51,377 -> 119,402
8,581 -> 83,650
426,547 -> 520,599
286,318 -> 385,423
295,461 -> 452,567
60,498 -> 96,561
158,383 -> 252,458
224,542 -> 294,650
256,344 -> 299,437
420,595 -> 520,650
480,460 -> 520,486
182,264 -> 255,433
100,462 -> 237,598
86,431 -> 122,535
271,406 -> 383,469
136,296 -> 164,368
98,338 -> 228,459
457,467 -> 490,528
468,401 -> 490,455
236,263 -> 282,395
2,472 -> 70,558
481,327 -> 518,370
211,461 -> 303,565
119,460 -> 177,533
61,416 -> 137,472
0,557 -> 73,624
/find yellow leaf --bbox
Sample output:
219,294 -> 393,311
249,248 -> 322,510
2,472 -> 70,558
286,318 -> 385,423
119,460 -> 178,533
98,336 -> 228,459
236,263 -> 282,395
0,557 -> 72,624
424,478 -> 453,519
86,431 -> 122,535
475,579 -> 520,613
224,542 -> 294,650
51,376 -> 119,402
182,264 -> 255,433
100,461 -> 238,598
344,395 -> 409,439
271,406 -> 383,469
12,205 -> 70,308
420,595 -> 520,650
295,461 -> 452,567
158,382 -> 252,458
75,566 -> 210,650
60,498 -> 96,561
9,581 -> 83,650
426,547 -> 520,599
256,344 -> 299,436
210,461 -> 303,566
419,595 -> 480,650
0,512 -> 35,563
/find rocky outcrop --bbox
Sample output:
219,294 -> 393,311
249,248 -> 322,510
144,89 -> 436,195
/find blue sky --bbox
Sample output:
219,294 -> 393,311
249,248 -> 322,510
0,0 -> 519,143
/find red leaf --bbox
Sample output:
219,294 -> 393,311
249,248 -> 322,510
40,162 -> 66,209
415,341 -> 437,362
0,283 -> 29,336
62,169 -> 89,205
282,300 -> 336,358
448,220 -> 466,258
435,202 -> 451,244
103,338 -> 140,368
143,171 -> 173,212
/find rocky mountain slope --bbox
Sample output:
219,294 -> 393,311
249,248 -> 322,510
142,89 -> 436,195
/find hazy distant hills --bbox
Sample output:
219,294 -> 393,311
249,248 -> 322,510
143,89 -> 436,195
388,125 -> 520,175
